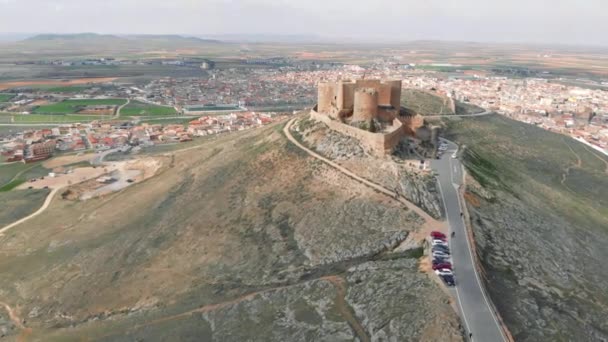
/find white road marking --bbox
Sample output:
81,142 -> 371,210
442,141 -> 507,342
437,179 -> 472,334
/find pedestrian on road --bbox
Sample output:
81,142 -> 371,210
451,231 -> 455,238
460,212 -> 464,218
469,332 -> 473,340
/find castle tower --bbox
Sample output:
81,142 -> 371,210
317,81 -> 334,114
353,88 -> 378,124
386,80 -> 402,110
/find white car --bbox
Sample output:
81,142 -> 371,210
435,269 -> 453,277
438,146 -> 448,151
432,239 -> 448,247
432,251 -> 450,259
452,152 -> 458,159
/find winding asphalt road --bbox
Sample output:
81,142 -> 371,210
431,139 -> 506,342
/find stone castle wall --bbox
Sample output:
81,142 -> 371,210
310,109 -> 403,155
317,79 -> 402,123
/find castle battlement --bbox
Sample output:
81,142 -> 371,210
311,78 -> 433,156
317,79 -> 402,123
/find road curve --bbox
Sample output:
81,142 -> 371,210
0,188 -> 59,236
285,116 -> 507,341
283,118 -> 439,225
431,139 -> 508,342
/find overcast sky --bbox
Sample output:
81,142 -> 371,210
1,0 -> 606,45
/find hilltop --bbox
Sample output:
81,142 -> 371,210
0,121 -> 463,341
23,33 -> 221,45
0,33 -> 230,61
24,33 -> 124,42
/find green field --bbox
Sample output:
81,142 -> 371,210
0,189 -> 50,227
33,98 -> 126,114
137,117 -> 192,125
0,113 -> 108,123
0,93 -> 14,102
0,162 -> 49,191
120,100 -> 177,116
185,104 -> 240,111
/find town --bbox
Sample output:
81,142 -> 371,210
0,111 -> 281,163
1,59 -> 608,161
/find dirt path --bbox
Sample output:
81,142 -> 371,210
582,144 -> 608,174
561,139 -> 583,186
322,275 -> 370,342
0,163 -> 38,189
98,276 -> 365,340
564,139 -> 583,168
284,118 -> 441,228
0,300 -> 32,341
0,301 -> 25,329
114,98 -> 130,119
0,188 -> 59,236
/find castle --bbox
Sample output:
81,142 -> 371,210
311,79 -> 427,155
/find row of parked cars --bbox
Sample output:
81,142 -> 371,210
430,231 -> 455,286
436,141 -> 458,159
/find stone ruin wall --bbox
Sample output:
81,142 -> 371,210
310,109 -> 404,155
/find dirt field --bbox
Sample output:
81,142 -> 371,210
77,108 -> 115,115
42,153 -> 94,169
17,166 -> 112,190
29,157 -> 163,200
0,77 -> 117,91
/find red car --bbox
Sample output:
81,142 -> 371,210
431,231 -> 447,239
432,262 -> 452,270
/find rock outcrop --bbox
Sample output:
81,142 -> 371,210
398,171 -> 444,219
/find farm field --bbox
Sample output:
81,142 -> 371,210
0,113 -> 108,123
0,93 -> 14,102
29,85 -> 91,93
120,100 -> 177,116
0,189 -> 50,227
0,162 -> 48,191
136,117 -> 192,125
0,78 -> 117,91
33,98 -> 127,114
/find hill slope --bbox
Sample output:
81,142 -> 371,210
24,33 -> 124,42
0,121 -> 463,341
445,114 -> 608,341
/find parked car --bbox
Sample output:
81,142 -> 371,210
433,235 -> 448,242
441,274 -> 456,286
432,244 -> 450,251
432,251 -> 450,259
432,246 -> 450,254
432,239 -> 449,247
432,263 -> 452,270
430,231 -> 446,239
435,269 -> 454,277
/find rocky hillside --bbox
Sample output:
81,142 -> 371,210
445,114 -> 608,341
292,116 -> 444,219
0,121 -> 462,341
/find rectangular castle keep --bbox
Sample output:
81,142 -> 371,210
317,79 -> 402,124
